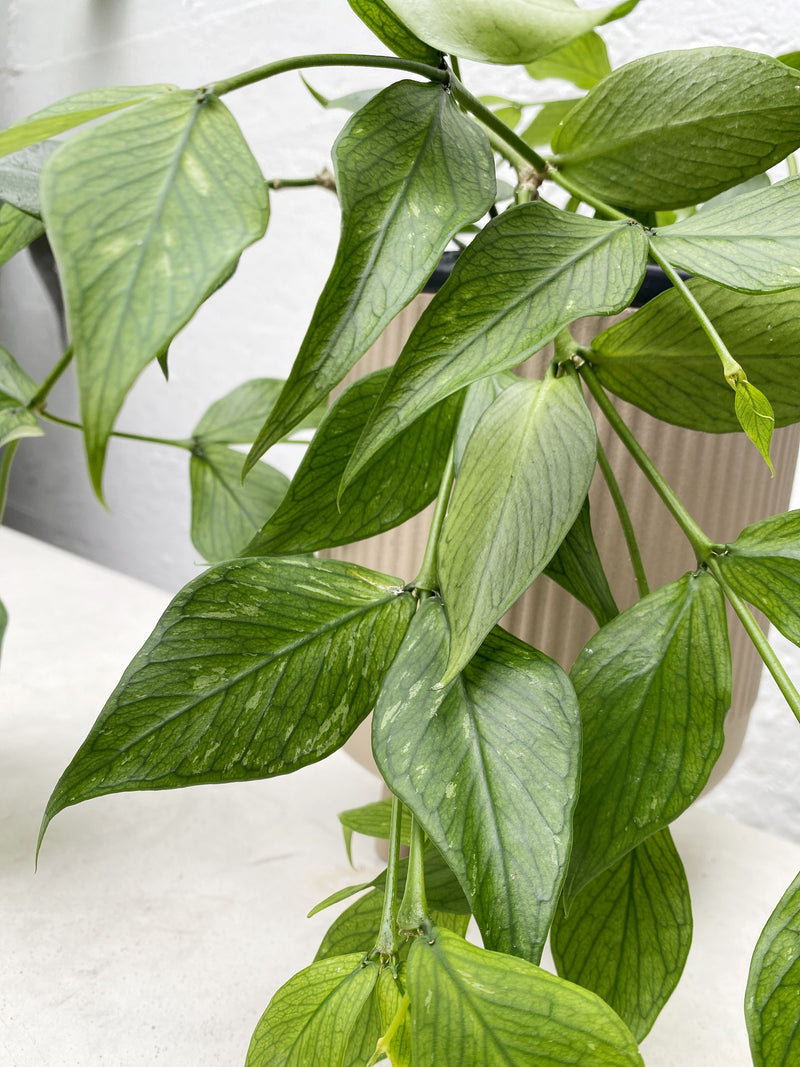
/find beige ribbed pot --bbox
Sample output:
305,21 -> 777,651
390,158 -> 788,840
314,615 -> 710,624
325,294 -> 800,791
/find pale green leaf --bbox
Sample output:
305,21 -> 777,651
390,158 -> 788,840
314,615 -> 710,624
0,84 -> 175,159
194,379 -> 287,445
551,828 -> 692,1040
40,557 -> 414,848
746,869 -> 800,1067
373,598 -> 581,962
452,371 -> 517,470
525,30 -> 612,89
338,799 -> 413,845
564,571 -> 731,902
246,954 -> 379,1067
245,368 -> 459,557
544,497 -> 618,626
407,928 -> 644,1065
315,889 -> 385,962
346,0 -> 441,64
40,89 -> 269,497
300,76 -> 381,114
553,48 -> 800,210
0,142 -> 57,217
344,201 -> 646,485
735,380 -> 775,473
343,984 -> 384,1066
589,280 -> 800,431
189,446 -> 289,562
0,202 -> 44,265
0,347 -> 42,446
382,0 -> 639,65
377,966 -> 412,1066
651,177 -> 800,293
0,347 -> 38,403
718,511 -> 800,646
520,98 -> 581,150
439,373 -> 596,679
247,79 -> 494,464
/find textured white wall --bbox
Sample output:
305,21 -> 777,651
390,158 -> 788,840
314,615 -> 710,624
1,0 -> 799,837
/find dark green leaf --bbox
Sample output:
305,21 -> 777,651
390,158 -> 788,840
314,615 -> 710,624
551,828 -> 692,1040
246,954 -> 379,1067
590,280 -> 800,430
189,445 -> 289,562
553,48 -> 800,210
41,89 -> 269,498
344,201 -> 646,483
718,511 -> 800,645
746,869 -> 800,1067
439,373 -> 596,679
382,0 -> 639,65
520,98 -> 581,150
407,928 -> 644,1065
40,558 -> 414,846
0,142 -> 57,217
565,571 -> 731,902
544,497 -> 618,626
735,379 -> 775,473
778,51 -> 800,70
347,0 -> 441,64
0,201 -> 44,265
0,84 -> 175,158
525,30 -> 612,89
247,80 -> 495,464
338,799 -> 413,845
373,598 -> 581,962
245,369 -> 460,557
651,177 -> 800,293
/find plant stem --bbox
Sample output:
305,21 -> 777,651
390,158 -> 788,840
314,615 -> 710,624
708,557 -> 800,722
372,795 -> 404,958
28,346 -> 73,410
397,816 -> 430,935
39,410 -> 194,451
368,993 -> 411,1067
579,363 -> 716,560
596,440 -> 650,598
413,441 -> 455,592
0,440 -> 20,524
647,243 -> 745,386
448,74 -> 549,173
210,53 -> 449,97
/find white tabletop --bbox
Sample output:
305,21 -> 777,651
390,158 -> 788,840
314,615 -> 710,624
1,527 -> 798,1065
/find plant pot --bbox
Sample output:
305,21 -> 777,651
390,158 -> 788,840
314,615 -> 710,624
325,264 -> 800,791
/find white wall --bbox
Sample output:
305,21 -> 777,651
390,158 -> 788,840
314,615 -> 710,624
1,0 -> 799,838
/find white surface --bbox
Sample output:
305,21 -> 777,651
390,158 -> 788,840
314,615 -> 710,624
3,527 -> 800,1065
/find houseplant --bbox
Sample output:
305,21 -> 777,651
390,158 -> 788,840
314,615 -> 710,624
1,0 -> 800,1061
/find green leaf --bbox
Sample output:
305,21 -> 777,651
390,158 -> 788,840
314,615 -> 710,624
735,379 -> 775,474
717,511 -> 800,646
589,280 -> 800,431
0,347 -> 42,446
40,557 -> 414,846
189,445 -> 289,562
0,84 -> 175,159
346,0 -> 442,64
543,497 -> 618,626
338,799 -> 413,845
315,890 -> 385,962
520,98 -> 581,151
245,369 -> 460,557
344,201 -> 646,484
452,372 -> 517,471
194,379 -> 286,444
553,48 -> 800,210
525,30 -> 612,89
651,177 -> 800,293
564,571 -> 731,902
246,954 -> 379,1067
382,0 -> 639,65
439,373 -> 596,679
343,983 -> 384,1067
40,89 -> 269,498
300,76 -> 381,114
407,928 -> 644,1065
0,202 -> 45,267
308,880 -> 376,920
0,142 -> 57,217
373,598 -> 581,962
746,869 -> 800,1067
778,51 -> 800,70
377,966 -> 412,1066
551,828 -> 692,1040
247,80 -> 495,465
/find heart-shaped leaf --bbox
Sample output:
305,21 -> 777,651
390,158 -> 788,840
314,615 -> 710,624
346,0 -> 441,63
